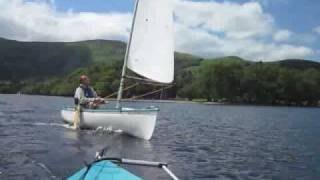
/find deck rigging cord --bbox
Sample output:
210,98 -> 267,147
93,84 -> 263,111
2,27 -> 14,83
128,85 -> 173,100
103,76 -> 174,100
104,82 -> 139,99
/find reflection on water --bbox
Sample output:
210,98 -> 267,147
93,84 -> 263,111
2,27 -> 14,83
0,94 -> 320,180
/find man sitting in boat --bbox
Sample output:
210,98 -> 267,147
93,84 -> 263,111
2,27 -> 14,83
74,75 -> 105,109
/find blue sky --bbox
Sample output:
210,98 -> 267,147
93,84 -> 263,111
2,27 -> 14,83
54,0 -> 134,13
52,0 -> 320,34
1,0 -> 319,61
258,0 -> 320,33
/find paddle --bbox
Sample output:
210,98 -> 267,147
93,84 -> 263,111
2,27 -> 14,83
72,104 -> 81,130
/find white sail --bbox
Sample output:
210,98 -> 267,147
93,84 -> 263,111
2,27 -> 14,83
127,0 -> 174,83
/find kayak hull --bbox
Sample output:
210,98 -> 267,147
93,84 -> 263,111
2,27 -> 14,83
68,160 -> 142,180
61,107 -> 158,140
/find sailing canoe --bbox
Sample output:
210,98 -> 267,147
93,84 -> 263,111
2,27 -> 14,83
61,0 -> 174,140
61,107 -> 158,140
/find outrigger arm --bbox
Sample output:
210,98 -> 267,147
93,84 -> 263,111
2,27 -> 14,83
95,150 -> 179,180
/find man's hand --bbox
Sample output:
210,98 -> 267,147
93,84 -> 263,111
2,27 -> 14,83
94,97 -> 105,104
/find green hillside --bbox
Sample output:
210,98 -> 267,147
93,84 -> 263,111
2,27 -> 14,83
66,40 -> 126,62
0,39 -> 128,81
0,37 -> 319,106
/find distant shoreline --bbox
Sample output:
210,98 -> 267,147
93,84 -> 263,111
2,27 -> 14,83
1,93 -> 319,107
113,98 -> 320,107
108,98 -> 225,105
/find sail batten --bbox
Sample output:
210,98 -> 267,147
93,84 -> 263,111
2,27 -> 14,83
127,0 -> 174,83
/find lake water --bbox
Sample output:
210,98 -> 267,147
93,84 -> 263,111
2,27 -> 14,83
0,94 -> 319,180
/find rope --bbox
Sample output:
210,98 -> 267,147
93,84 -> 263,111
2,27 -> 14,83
125,75 -> 174,86
129,85 -> 173,100
103,82 -> 174,100
125,75 -> 154,83
104,83 -> 139,99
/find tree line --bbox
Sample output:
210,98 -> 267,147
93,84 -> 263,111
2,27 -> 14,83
176,58 -> 320,106
1,57 -> 320,106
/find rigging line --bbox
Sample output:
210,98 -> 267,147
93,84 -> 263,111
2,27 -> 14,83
125,75 -> 174,86
125,75 -> 153,82
128,85 -> 173,100
135,81 -> 174,86
104,83 -> 139,99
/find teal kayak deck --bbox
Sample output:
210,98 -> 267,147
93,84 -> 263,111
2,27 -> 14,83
68,160 -> 142,180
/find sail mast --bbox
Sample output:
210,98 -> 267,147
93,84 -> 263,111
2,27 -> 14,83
116,0 -> 140,108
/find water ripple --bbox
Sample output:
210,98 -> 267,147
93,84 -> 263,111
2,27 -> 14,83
0,95 -> 320,179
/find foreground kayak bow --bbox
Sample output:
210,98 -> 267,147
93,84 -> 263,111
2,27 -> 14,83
68,149 -> 179,180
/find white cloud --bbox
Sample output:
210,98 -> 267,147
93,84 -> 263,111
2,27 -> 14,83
175,23 -> 312,61
174,0 -> 274,39
0,0 -> 315,60
313,26 -> 320,34
0,0 -> 131,41
174,0 -> 314,61
273,29 -> 292,42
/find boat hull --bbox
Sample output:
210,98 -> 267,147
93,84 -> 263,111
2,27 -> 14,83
61,107 -> 158,140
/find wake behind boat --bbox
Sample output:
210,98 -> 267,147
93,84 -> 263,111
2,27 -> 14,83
61,0 -> 174,140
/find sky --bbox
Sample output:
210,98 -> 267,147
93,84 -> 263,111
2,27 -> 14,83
0,0 -> 319,61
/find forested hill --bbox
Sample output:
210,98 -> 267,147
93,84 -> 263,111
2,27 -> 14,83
0,37 -> 319,106
0,38 -> 126,81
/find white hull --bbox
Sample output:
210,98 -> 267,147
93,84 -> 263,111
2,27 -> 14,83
61,107 -> 158,140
